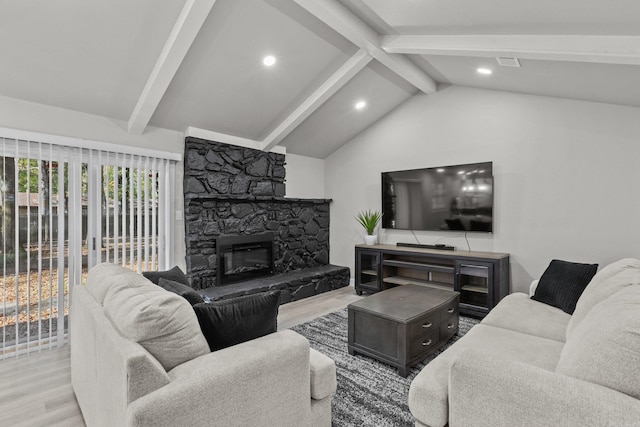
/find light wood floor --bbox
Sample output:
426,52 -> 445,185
0,286 -> 362,427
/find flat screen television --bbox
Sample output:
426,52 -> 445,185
381,162 -> 493,233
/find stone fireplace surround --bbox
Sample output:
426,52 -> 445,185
183,137 -> 349,303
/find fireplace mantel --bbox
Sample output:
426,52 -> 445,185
186,194 -> 333,204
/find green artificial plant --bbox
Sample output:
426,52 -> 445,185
355,209 -> 382,235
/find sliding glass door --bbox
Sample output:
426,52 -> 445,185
86,153 -> 174,273
0,133 -> 177,358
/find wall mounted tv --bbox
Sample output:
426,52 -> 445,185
381,162 -> 493,233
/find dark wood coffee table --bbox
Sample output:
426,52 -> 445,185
347,284 -> 460,377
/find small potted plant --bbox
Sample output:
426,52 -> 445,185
356,209 -> 382,245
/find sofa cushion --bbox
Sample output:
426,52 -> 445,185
566,258 -> 640,338
142,266 -> 190,287
103,283 -> 210,371
481,293 -> 571,342
408,323 -> 564,427
157,278 -> 204,306
556,285 -> 640,400
531,259 -> 598,314
193,291 -> 280,351
86,263 -> 153,305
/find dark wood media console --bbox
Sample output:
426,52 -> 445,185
355,244 -> 510,318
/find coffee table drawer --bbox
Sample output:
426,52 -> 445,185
440,314 -> 459,340
408,311 -> 440,340
410,329 -> 440,359
442,298 -> 458,317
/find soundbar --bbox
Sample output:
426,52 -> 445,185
396,242 -> 455,251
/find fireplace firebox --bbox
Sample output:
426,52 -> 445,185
216,233 -> 275,286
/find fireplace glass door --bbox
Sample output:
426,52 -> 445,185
217,234 -> 275,285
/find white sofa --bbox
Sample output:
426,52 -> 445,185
71,263 -> 336,427
408,258 -> 640,427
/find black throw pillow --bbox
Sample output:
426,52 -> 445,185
192,291 -> 280,351
143,266 -> 189,286
157,278 -> 204,306
531,259 -> 598,314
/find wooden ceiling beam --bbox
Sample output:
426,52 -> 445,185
128,0 -> 218,135
381,35 -> 640,66
293,0 -> 436,94
261,49 -> 372,152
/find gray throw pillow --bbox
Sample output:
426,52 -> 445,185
143,266 -> 189,286
103,282 -> 210,371
158,278 -> 204,306
566,258 -> 640,338
556,285 -> 640,399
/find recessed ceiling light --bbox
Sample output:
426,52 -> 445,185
355,100 -> 367,110
477,67 -> 492,75
263,55 -> 276,67
436,168 -> 445,173
496,57 -> 520,67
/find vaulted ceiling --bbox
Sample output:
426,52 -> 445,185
2,0 -> 639,158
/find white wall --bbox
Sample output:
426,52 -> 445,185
0,95 -> 188,269
325,85 -> 640,293
285,153 -> 325,198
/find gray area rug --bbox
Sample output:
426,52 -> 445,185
291,308 -> 479,427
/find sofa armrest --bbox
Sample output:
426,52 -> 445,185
449,349 -> 640,427
126,330 -> 313,427
309,348 -> 336,400
529,279 -> 539,296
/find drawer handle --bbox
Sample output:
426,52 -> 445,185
447,323 -> 455,329
422,339 -> 432,346
447,308 -> 455,313
422,322 -> 432,328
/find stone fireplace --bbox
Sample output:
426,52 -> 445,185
183,137 -> 349,303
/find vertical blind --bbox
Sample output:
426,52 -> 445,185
0,131 -> 178,358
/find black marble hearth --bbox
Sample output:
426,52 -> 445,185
200,265 -> 350,304
183,137 -> 349,301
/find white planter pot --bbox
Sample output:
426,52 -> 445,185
364,235 -> 377,245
